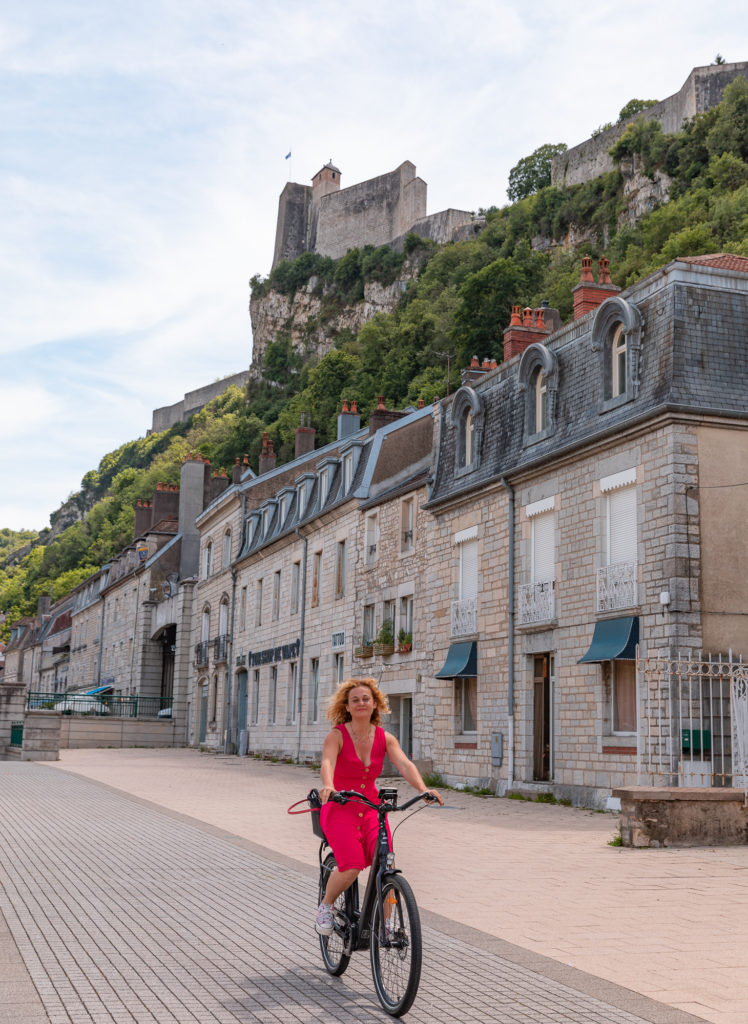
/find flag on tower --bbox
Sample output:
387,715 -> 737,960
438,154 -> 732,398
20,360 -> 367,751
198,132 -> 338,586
285,151 -> 291,160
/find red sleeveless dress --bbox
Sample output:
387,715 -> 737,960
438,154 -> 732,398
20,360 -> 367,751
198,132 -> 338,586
320,724 -> 390,871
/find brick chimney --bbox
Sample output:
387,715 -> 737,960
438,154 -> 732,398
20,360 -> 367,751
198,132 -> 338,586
502,305 -> 552,362
295,412 -> 316,459
150,481 -> 180,527
337,399 -> 361,440
209,469 -> 230,502
461,355 -> 498,386
259,432 -> 277,475
133,499 -> 152,539
368,396 -> 407,435
572,256 -> 621,319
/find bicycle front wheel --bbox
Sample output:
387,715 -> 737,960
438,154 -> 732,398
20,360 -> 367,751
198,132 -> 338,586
318,853 -> 356,976
370,875 -> 422,1017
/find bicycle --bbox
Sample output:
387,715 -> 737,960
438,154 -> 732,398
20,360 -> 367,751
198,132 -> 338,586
290,786 -> 436,1017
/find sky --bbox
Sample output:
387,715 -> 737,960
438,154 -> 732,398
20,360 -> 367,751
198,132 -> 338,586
2,0 -> 747,531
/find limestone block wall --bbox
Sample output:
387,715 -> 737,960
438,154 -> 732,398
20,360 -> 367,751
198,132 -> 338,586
59,717 -> 177,749
20,710 -> 60,761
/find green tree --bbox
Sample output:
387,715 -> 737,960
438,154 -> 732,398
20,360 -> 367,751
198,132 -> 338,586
618,98 -> 658,122
507,144 -> 568,202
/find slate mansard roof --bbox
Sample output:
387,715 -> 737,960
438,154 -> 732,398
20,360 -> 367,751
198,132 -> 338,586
427,257 -> 748,508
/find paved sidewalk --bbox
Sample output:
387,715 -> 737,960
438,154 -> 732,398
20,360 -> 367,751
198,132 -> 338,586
1,759 -> 704,1024
48,748 -> 748,1024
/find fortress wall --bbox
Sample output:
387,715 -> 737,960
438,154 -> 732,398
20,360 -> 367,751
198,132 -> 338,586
272,182 -> 311,267
150,371 -> 250,434
314,162 -> 427,260
391,209 -> 480,250
552,62 -> 748,189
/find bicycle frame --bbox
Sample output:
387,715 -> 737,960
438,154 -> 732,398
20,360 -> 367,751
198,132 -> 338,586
318,787 -> 428,951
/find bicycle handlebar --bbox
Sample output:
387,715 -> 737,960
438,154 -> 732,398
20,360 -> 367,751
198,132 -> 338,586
331,789 -> 437,812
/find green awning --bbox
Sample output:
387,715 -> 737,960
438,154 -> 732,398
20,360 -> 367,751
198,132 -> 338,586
578,616 -> 639,664
435,641 -> 477,678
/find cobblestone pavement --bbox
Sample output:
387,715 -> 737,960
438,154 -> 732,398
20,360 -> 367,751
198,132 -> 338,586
0,761 -> 705,1024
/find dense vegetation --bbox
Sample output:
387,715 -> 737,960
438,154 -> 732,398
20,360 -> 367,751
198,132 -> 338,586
2,80 -> 748,638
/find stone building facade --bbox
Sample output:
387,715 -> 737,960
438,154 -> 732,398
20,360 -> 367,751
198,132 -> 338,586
424,253 -> 748,803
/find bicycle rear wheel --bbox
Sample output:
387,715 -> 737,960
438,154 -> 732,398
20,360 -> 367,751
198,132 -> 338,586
318,853 -> 356,976
370,875 -> 422,1017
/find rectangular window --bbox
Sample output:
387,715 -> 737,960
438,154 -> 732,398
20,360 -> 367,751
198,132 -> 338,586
255,579 -> 263,626
288,662 -> 298,724
312,551 -> 322,607
272,570 -> 281,620
399,594 -> 413,636
459,539 -> 478,601
607,487 -> 637,565
455,678 -> 477,734
223,531 -> 231,568
401,498 -> 414,552
335,540 -> 346,598
334,653 -> 344,686
240,586 -> 247,631
366,514 -> 378,564
310,658 -> 320,723
363,603 -> 375,644
612,660 -> 636,734
290,561 -> 300,615
383,599 -> 395,636
531,512 -> 555,583
251,670 -> 260,724
269,666 -> 277,724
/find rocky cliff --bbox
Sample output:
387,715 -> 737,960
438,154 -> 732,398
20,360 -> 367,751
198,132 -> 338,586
249,261 -> 421,374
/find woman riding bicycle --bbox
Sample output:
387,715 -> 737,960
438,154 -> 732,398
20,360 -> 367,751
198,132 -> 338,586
315,677 -> 442,935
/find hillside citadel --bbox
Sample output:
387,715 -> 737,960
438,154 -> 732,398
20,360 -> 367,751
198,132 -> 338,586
552,60 -> 748,187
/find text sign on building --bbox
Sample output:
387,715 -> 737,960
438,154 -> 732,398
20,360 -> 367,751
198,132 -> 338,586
331,631 -> 345,651
248,639 -> 301,667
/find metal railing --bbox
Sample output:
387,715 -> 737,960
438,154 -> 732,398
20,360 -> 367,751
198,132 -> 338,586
213,634 -> 229,663
596,560 -> 637,612
518,579 -> 555,626
26,692 -> 171,719
10,721 -> 23,746
637,650 -> 746,790
451,597 -> 478,637
195,640 -> 210,667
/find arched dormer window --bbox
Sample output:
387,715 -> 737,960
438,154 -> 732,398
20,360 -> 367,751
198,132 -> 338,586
450,386 -> 484,478
518,343 -> 559,444
592,296 -> 643,411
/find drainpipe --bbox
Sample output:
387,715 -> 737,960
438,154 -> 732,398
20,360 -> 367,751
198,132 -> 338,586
295,528 -> 309,763
95,591 -> 106,687
500,477 -> 515,790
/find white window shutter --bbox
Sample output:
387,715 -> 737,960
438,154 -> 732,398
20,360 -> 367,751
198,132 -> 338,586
532,512 -> 555,583
608,487 -> 637,564
460,540 -> 478,600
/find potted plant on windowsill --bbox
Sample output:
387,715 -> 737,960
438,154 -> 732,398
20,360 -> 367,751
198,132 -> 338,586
354,637 -> 374,659
373,619 -> 395,657
397,629 -> 412,654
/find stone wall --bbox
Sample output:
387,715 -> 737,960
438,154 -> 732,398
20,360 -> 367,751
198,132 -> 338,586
59,716 -> 178,749
314,162 -> 427,261
150,371 -> 250,435
552,62 -> 748,188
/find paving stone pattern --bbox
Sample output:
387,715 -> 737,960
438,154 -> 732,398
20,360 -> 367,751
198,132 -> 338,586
0,764 -> 683,1023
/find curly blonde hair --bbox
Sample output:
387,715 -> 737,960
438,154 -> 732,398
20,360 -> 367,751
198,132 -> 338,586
327,677 -> 390,726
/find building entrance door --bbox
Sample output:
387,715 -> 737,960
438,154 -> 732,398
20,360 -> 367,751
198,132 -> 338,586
199,684 -> 208,743
533,654 -> 553,781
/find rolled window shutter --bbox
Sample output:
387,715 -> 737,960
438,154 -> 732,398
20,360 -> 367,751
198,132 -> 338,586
532,512 -> 555,583
608,487 -> 637,564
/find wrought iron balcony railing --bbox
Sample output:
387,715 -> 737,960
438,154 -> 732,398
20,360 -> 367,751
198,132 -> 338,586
451,597 -> 478,637
195,640 -> 210,667
518,579 -> 556,626
213,634 -> 229,663
596,560 -> 637,613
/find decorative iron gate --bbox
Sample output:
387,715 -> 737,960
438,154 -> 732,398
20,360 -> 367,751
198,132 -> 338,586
637,650 -> 747,792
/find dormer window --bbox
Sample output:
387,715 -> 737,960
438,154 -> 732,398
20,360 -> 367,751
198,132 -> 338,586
611,325 -> 627,398
593,297 -> 643,412
342,453 -> 353,493
450,386 -> 484,478
518,343 -> 558,445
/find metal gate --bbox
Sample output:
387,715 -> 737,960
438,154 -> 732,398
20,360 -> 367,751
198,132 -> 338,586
637,650 -> 747,793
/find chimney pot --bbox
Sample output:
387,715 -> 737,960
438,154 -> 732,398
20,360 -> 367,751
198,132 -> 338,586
470,355 -> 480,368
341,399 -> 349,413
482,358 -> 490,369
598,257 -> 612,285
351,400 -> 358,413
417,398 -> 425,408
377,395 -> 386,410
490,359 -> 498,369
535,308 -> 546,329
510,305 -> 522,327
580,255 -> 594,283
522,307 -> 533,326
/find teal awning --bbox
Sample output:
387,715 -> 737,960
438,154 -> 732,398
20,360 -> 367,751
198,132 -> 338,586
435,641 -> 477,678
578,617 -> 639,663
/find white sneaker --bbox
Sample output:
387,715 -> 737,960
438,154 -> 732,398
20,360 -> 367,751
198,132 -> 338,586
315,902 -> 334,936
